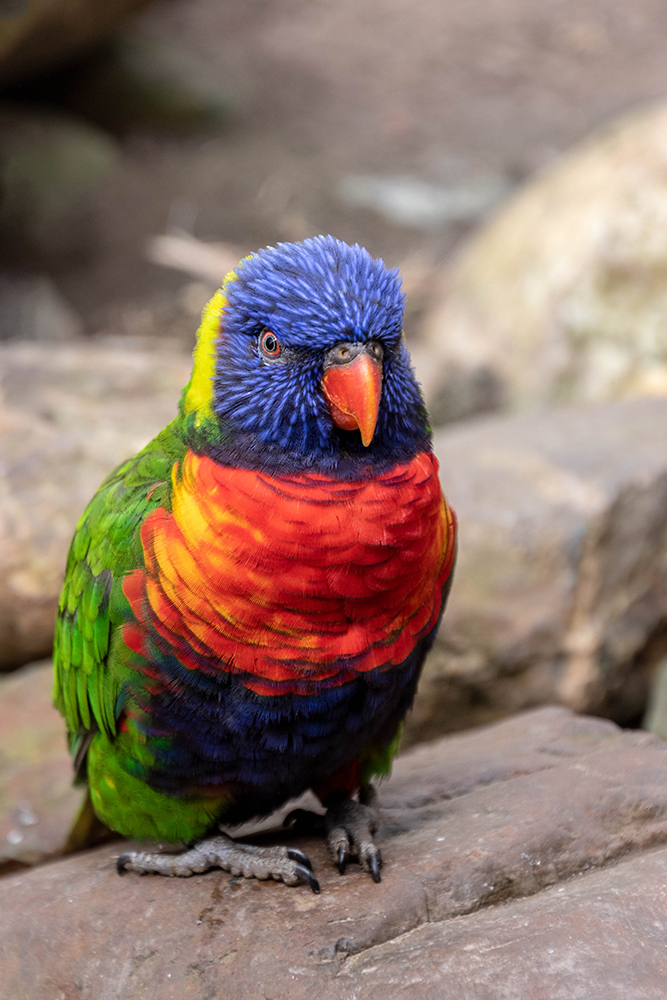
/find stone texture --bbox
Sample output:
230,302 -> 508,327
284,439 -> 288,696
406,396 -> 667,743
2,707 -> 667,998
416,102 -> 667,424
0,661 -> 83,872
0,339 -> 191,668
342,850 -> 667,1000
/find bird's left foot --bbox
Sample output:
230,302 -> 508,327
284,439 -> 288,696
325,784 -> 383,883
116,832 -> 319,892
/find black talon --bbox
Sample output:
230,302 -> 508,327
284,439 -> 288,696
369,854 -> 382,884
294,863 -> 320,893
116,854 -> 130,875
337,846 -> 347,876
287,847 -> 313,871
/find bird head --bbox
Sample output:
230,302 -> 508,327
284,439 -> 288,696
180,235 -> 430,475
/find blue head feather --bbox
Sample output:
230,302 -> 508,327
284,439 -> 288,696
200,235 -> 430,476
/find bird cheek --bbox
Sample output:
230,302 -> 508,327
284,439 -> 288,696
321,353 -> 382,447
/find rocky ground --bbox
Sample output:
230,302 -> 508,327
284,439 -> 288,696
3,707 -> 667,999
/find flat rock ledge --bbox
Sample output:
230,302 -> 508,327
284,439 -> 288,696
2,707 -> 667,999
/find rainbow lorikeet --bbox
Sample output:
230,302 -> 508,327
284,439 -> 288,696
53,236 -> 457,892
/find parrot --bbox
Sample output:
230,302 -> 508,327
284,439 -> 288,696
53,235 -> 457,892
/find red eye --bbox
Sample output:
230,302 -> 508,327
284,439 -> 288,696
260,330 -> 281,357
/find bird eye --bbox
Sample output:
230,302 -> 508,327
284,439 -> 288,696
260,330 -> 281,357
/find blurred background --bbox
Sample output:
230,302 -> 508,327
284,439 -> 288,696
5,0 -> 667,343
1,0 -> 667,870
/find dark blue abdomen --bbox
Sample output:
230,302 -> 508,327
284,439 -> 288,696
131,623 -> 439,824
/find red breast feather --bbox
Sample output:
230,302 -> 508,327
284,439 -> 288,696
123,449 -> 456,696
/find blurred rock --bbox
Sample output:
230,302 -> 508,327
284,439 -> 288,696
2,707 -> 667,997
0,339 -> 191,668
407,397 -> 667,743
0,104 -> 117,261
0,660 -> 83,872
0,0 -> 154,86
0,273 -> 82,341
417,103 -> 667,424
337,173 -> 511,230
146,232 -> 245,284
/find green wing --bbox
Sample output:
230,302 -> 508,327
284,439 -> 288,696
53,421 -> 187,759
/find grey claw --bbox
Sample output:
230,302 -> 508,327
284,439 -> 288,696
294,863 -> 320,893
116,853 -> 130,875
337,846 -> 347,875
287,847 -> 313,871
369,853 -> 382,883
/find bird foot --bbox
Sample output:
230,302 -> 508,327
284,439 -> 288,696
326,784 -> 382,882
116,832 -> 320,892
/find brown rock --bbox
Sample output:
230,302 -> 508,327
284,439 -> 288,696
416,102 -> 667,424
343,849 -> 667,1000
0,661 -> 82,872
1,707 -> 667,998
407,396 -> 667,742
0,339 -> 191,668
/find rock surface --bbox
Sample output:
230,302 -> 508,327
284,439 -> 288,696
417,102 -> 667,424
0,661 -> 83,872
2,707 -> 667,998
0,339 -> 191,668
407,396 -> 667,742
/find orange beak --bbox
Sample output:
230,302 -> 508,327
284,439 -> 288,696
321,351 -> 382,447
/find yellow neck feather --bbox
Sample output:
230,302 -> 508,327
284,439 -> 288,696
181,269 -> 237,426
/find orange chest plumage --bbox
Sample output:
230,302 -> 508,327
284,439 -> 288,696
124,450 -> 456,696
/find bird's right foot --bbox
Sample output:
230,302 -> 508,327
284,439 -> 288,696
325,784 -> 383,882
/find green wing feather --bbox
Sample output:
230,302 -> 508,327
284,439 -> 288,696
53,420 -> 187,760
